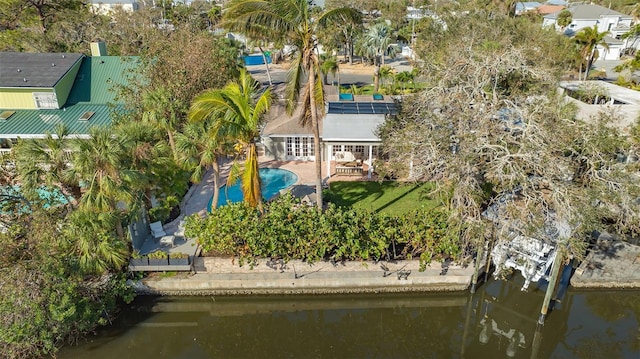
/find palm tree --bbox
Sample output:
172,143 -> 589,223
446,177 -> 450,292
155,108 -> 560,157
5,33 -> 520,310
363,23 -> 398,93
175,119 -> 230,211
13,124 -> 79,211
557,10 -> 572,31
621,24 -> 640,56
64,209 -> 129,275
223,0 -> 360,210
378,65 -> 395,90
115,121 -> 173,210
189,69 -> 272,212
574,26 -> 609,81
69,127 -> 142,238
320,54 -> 340,86
395,71 -> 412,92
141,86 -> 182,160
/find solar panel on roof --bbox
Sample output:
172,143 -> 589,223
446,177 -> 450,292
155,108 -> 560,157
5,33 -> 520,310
327,101 -> 397,115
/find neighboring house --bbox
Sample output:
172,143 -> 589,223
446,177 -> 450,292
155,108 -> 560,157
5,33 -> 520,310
599,35 -> 625,60
543,3 -> 633,36
515,2 -> 542,16
543,4 -> 634,61
0,42 -> 138,147
535,4 -> 565,16
90,0 -> 139,15
559,80 -> 640,132
261,91 -> 397,179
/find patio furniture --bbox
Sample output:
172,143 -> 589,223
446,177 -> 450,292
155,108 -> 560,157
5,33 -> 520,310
174,220 -> 186,237
160,235 -> 175,247
336,163 -> 363,176
150,221 -> 167,239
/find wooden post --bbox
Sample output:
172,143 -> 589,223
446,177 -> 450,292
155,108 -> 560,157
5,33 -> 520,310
530,323 -> 544,359
470,241 -> 486,293
538,248 -> 563,325
460,295 -> 474,355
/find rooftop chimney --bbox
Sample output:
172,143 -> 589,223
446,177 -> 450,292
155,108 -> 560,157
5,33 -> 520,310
90,41 -> 108,57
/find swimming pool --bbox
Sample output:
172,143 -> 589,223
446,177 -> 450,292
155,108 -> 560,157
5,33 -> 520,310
208,168 -> 298,211
0,185 -> 70,213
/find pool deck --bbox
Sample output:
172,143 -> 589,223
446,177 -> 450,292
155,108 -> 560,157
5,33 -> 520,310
135,157 -> 379,258
181,157 -> 374,219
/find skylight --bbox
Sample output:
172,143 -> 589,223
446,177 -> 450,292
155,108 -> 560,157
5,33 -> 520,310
79,111 -> 95,121
0,111 -> 15,120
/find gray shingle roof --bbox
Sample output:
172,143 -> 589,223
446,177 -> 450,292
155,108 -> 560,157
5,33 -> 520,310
546,4 -> 632,20
0,52 -> 84,88
322,113 -> 386,142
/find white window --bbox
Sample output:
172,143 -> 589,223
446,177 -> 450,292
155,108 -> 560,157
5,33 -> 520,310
286,137 -> 315,158
33,92 -> 58,109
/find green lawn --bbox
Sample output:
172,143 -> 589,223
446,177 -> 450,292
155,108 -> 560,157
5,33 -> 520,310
323,181 -> 440,215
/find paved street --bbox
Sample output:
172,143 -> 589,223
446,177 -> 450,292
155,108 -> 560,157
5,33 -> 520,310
247,56 -> 415,87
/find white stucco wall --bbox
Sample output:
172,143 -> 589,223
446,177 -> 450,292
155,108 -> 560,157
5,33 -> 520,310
549,16 -> 633,34
91,2 -> 138,15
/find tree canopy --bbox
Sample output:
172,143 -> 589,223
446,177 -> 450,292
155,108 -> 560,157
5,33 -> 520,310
379,13 -> 640,254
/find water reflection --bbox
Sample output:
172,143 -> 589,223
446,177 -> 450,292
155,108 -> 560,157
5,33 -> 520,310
59,279 -> 640,359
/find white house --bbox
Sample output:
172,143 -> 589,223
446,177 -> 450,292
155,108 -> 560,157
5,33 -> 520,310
90,0 -> 139,15
260,90 -> 397,179
543,4 -> 633,61
543,4 -> 633,36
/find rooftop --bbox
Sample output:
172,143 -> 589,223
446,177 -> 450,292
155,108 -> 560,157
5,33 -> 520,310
546,3 -> 631,20
66,56 -> 139,105
0,52 -> 84,88
0,54 -> 138,139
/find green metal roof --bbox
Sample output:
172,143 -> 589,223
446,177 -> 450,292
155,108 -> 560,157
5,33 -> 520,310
0,55 -> 138,139
66,56 -> 139,105
0,104 -> 116,138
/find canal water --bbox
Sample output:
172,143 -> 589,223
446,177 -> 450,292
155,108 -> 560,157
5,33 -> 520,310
59,278 -> 640,359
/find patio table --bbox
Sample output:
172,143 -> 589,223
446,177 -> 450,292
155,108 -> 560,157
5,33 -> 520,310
160,235 -> 175,247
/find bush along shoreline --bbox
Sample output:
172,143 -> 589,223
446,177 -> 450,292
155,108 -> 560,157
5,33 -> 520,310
186,194 -> 468,271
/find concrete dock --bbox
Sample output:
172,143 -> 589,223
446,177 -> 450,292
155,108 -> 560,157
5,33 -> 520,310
571,233 -> 640,289
131,258 -> 475,295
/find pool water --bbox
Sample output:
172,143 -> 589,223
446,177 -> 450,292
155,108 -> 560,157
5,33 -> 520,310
0,185 -> 70,213
208,168 -> 298,210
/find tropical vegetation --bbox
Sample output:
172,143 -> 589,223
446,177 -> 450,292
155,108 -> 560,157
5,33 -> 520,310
2,1 -> 640,357
186,194 -> 462,269
223,0 -> 361,210
189,70 -> 273,212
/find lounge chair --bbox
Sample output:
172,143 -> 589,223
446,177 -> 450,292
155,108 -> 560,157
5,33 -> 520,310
150,221 -> 167,239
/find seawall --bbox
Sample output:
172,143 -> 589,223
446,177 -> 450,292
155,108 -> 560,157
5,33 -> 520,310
130,257 -> 475,295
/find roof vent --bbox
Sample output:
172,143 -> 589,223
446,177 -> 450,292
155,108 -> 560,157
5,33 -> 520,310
0,111 -> 15,120
62,55 -> 66,58
16,69 -> 21,72
79,111 -> 95,121
51,63 -> 55,67
23,78 -> 27,82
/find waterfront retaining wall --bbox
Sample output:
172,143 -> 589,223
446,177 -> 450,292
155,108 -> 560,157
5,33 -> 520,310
131,258 -> 475,295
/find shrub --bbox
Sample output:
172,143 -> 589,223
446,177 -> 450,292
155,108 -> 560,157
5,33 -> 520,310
169,252 -> 189,259
187,194 -> 465,270
146,250 -> 167,259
